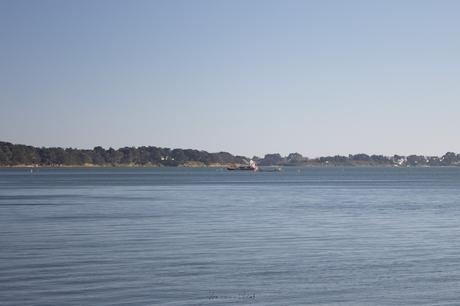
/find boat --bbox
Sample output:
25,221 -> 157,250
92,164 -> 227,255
227,160 -> 258,171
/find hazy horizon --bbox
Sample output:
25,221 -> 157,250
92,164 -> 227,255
2,1 -> 460,157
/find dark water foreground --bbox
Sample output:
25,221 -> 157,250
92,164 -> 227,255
1,167 -> 460,305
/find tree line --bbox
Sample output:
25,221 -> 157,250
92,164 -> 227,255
2,141 -> 460,167
0,141 -> 247,166
255,152 -> 460,167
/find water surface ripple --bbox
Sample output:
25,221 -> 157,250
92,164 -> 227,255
1,167 -> 460,305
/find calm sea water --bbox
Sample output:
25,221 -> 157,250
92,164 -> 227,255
1,167 -> 460,305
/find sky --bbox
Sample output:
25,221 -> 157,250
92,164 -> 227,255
1,0 -> 460,158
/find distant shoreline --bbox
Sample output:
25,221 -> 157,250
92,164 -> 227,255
2,164 -> 460,169
0,163 -> 229,168
2,141 -> 460,168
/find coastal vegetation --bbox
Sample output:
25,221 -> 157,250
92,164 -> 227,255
1,141 -> 460,167
255,152 -> 460,167
0,141 -> 247,167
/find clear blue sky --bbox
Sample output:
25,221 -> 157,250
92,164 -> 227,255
1,0 -> 459,157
